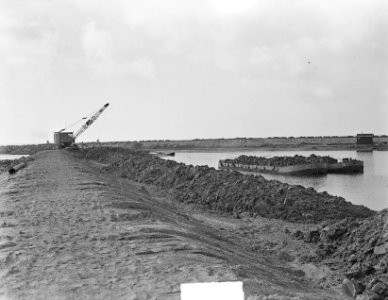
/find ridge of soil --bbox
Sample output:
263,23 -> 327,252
77,147 -> 373,223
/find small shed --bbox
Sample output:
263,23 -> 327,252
356,133 -> 374,145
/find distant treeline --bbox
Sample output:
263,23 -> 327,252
0,144 -> 57,155
1,135 -> 387,154
87,135 -> 388,150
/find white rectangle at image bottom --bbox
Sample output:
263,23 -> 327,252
180,281 -> 244,300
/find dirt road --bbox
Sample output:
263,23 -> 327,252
0,150 -> 344,299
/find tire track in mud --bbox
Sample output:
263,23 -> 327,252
0,151 -> 341,300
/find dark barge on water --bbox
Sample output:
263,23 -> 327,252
218,154 -> 363,176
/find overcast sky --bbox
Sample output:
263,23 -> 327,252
1,0 -> 387,144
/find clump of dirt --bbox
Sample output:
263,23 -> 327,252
291,210 -> 388,299
77,147 -> 374,223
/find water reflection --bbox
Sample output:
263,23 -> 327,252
0,154 -> 28,160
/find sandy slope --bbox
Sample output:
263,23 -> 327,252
0,150 -> 345,299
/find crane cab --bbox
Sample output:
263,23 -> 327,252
54,132 -> 75,148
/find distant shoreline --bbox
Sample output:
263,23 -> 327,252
1,135 -> 387,154
144,145 -> 361,153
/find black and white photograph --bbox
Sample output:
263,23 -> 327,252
0,0 -> 387,299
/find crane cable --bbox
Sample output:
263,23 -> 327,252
60,106 -> 101,132
59,117 -> 86,132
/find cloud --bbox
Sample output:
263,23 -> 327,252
0,0 -> 387,143
210,0 -> 257,16
80,19 -> 157,80
82,55 -> 157,81
127,58 -> 156,80
82,21 -> 112,60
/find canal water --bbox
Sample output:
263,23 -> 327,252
167,150 -> 388,211
0,154 -> 28,160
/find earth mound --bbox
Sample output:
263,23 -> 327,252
76,147 -> 374,224
293,210 -> 388,299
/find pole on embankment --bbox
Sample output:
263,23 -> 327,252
8,162 -> 27,174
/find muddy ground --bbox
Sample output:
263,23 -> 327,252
0,150 -> 385,299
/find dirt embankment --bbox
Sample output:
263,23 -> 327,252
78,147 -> 374,224
289,210 -> 388,299
1,149 -> 350,300
1,147 -> 385,299
76,147 -> 387,298
80,148 -> 388,299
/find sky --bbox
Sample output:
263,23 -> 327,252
0,0 -> 387,144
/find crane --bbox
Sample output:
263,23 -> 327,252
54,103 -> 110,148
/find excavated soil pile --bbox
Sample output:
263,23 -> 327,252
78,147 -> 373,223
295,210 -> 388,299
224,154 -> 338,167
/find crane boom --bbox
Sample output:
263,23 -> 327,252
73,103 -> 109,140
